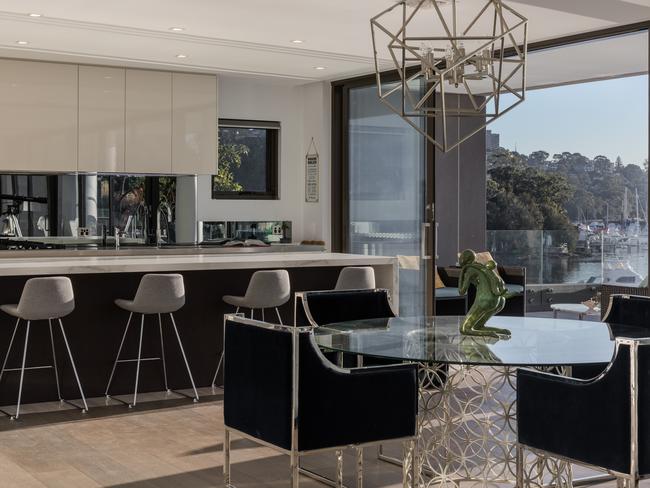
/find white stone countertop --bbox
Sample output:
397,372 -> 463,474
0,252 -> 397,276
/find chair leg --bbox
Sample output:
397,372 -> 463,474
48,319 -> 62,401
516,443 -> 525,488
158,313 -> 169,392
58,319 -> 89,413
169,313 -> 199,402
261,308 -> 265,321
356,447 -> 363,488
0,318 -> 19,385
275,307 -> 283,325
335,450 -> 343,488
250,309 -> 254,319
403,440 -> 417,488
224,428 -> 231,487
290,450 -> 300,488
13,320 -> 30,420
131,314 -> 145,408
105,312 -> 133,396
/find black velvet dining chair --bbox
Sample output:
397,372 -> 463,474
294,288 -> 396,328
573,294 -> 650,379
222,315 -> 419,488
516,336 -> 650,488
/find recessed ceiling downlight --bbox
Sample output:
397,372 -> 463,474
170,27 -> 185,32
176,54 -> 188,59
28,13 -> 42,18
314,66 -> 326,70
16,40 -> 29,45
291,39 -> 304,44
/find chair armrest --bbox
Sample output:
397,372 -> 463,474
517,365 -> 630,473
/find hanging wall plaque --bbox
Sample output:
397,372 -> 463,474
305,138 -> 319,203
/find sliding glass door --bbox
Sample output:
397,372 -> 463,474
347,82 -> 431,316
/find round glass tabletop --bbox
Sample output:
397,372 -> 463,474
313,315 -> 617,366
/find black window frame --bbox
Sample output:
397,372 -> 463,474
212,119 -> 280,200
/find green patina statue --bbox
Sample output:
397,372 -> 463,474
458,249 -> 512,339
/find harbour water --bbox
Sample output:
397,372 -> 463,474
488,230 -> 648,285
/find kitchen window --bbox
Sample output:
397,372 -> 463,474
212,119 -> 280,199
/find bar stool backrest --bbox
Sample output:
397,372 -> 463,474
132,274 -> 185,314
17,276 -> 75,320
243,270 -> 290,309
335,267 -> 376,291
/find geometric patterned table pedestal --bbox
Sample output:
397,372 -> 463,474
403,363 -> 573,488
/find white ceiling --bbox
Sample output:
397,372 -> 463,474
0,0 -> 647,83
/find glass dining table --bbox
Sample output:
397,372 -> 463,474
314,315 -> 617,488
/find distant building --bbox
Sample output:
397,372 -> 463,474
486,130 -> 500,151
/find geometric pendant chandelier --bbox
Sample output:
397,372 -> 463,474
371,0 -> 528,153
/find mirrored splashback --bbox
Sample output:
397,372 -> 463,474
0,173 -> 197,249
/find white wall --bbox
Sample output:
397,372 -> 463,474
196,75 -> 331,248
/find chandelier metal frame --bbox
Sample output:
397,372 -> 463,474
371,0 -> 528,152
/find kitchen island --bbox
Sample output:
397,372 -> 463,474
0,252 -> 397,405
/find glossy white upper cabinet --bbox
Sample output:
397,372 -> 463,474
172,73 -> 218,175
78,66 -> 126,173
0,60 -> 78,172
125,69 -> 172,174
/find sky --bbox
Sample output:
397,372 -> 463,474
489,75 -> 649,167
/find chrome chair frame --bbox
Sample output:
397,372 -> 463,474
516,336 -> 650,488
105,311 -> 199,407
0,317 -> 88,420
223,314 -> 417,488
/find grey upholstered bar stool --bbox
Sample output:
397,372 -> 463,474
212,269 -> 290,388
105,273 -> 199,407
0,277 -> 88,420
222,269 -> 291,323
335,266 -> 376,290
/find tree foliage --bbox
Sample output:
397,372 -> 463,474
487,148 -> 649,249
213,141 -> 249,192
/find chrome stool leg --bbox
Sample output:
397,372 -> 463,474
169,313 -> 199,402
13,320 -> 30,420
0,318 -> 20,385
48,319 -> 62,402
158,313 -> 169,393
212,308 -> 238,389
105,312 -> 133,396
212,353 -> 224,389
57,319 -> 88,413
131,314 -> 145,408
275,307 -> 283,325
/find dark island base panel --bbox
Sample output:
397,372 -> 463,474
0,266 -> 346,405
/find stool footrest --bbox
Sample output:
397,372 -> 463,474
2,365 -> 54,372
116,357 -> 160,363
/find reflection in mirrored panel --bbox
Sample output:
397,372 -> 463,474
0,173 -> 197,249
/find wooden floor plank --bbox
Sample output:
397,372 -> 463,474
0,388 -> 641,488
